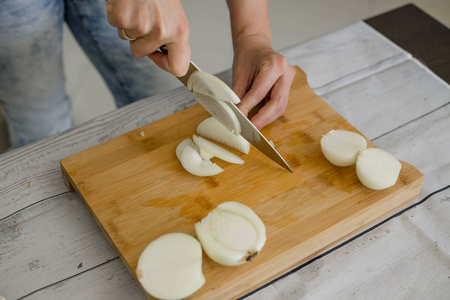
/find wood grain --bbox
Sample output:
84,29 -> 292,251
61,67 -> 423,299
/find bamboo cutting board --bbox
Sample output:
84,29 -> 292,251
61,67 -> 423,300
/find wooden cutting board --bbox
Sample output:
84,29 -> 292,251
61,67 -> 423,300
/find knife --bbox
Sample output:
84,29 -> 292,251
158,47 -> 292,172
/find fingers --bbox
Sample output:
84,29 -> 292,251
250,65 -> 295,129
237,55 -> 291,117
148,38 -> 191,76
105,0 -> 191,76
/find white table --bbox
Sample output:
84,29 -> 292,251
1,18 -> 449,300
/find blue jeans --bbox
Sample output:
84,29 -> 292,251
0,0 -> 181,148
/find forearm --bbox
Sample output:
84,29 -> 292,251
226,0 -> 271,48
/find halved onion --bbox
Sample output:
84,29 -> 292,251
356,148 -> 402,190
187,71 -> 241,104
193,135 -> 244,165
136,233 -> 205,300
195,201 -> 266,266
191,91 -> 241,135
321,129 -> 367,166
197,117 -> 250,154
179,144 -> 223,177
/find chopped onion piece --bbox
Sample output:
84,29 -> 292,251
356,148 -> 402,190
136,233 -> 205,300
187,71 -> 241,104
195,202 -> 266,266
179,144 -> 223,176
197,117 -> 250,154
199,148 -> 214,160
193,135 -> 244,165
176,138 -> 198,160
191,91 -> 241,135
321,129 -> 367,166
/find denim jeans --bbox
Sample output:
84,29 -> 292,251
0,0 -> 181,148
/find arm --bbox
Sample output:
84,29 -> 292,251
227,0 -> 295,129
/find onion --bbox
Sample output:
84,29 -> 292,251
187,71 -> 241,104
191,91 -> 241,135
193,135 -> 244,165
199,148 -> 214,160
197,117 -> 250,154
136,233 -> 205,300
356,148 -> 402,190
176,138 -> 198,160
321,129 -> 367,166
179,144 -> 223,177
195,202 -> 266,266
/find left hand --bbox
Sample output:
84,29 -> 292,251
232,35 -> 295,130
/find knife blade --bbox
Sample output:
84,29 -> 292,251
158,47 -> 292,172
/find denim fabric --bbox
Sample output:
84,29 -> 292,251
0,0 -> 181,148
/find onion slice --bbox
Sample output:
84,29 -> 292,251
195,201 -> 266,266
193,135 -> 244,165
187,71 -> 241,104
321,129 -> 367,166
179,145 -> 223,177
191,91 -> 241,135
197,117 -> 250,154
176,138 -> 198,160
136,233 -> 205,300
356,148 -> 402,190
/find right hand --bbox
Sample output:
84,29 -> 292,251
106,0 -> 191,77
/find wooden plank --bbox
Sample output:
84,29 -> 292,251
365,4 -> 450,85
320,59 -> 450,141
61,67 -> 423,299
0,193 -> 117,299
281,22 -> 411,95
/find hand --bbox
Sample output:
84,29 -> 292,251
232,35 -> 295,130
106,0 -> 190,77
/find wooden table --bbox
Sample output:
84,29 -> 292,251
1,4 -> 449,300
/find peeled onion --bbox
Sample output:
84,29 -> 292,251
356,148 -> 402,190
321,129 -> 367,166
193,135 -> 244,165
136,233 -> 205,300
197,117 -> 250,154
195,201 -> 266,266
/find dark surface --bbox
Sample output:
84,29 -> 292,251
365,4 -> 450,84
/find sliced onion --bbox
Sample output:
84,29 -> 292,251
176,138 -> 198,160
193,135 -> 244,165
197,117 -> 250,154
321,129 -> 368,166
195,201 -> 266,266
179,144 -> 223,176
136,233 -> 205,300
199,148 -> 214,160
191,91 -> 241,135
187,71 -> 241,104
356,148 -> 402,190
